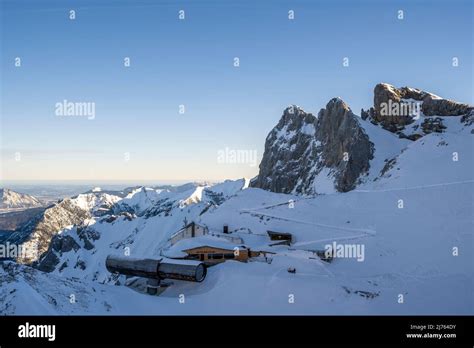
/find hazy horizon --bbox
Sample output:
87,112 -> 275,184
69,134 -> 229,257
0,178 -> 230,187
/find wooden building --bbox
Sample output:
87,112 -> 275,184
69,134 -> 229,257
182,245 -> 264,265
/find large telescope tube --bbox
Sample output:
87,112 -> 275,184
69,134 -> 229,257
105,255 -> 206,282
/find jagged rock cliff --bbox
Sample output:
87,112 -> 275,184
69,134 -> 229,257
316,98 -> 374,192
250,106 -> 319,194
365,83 -> 473,137
251,98 -> 374,194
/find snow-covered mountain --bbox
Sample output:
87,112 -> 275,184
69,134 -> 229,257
252,83 -> 473,195
6,192 -> 122,264
251,99 -> 375,194
32,180 -> 249,276
1,83 -> 472,315
0,188 -> 43,209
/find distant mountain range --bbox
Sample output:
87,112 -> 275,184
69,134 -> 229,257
0,188 -> 43,209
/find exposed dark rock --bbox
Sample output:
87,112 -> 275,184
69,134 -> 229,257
120,212 -> 134,221
35,234 -> 80,272
372,84 -> 423,131
370,83 -> 473,137
105,215 -> 117,223
342,286 -> 379,299
361,108 -> 370,120
36,252 -> 60,273
405,134 -> 423,141
77,226 -> 100,252
82,238 -> 95,251
51,235 -> 80,254
74,260 -> 86,270
251,105 -> 320,194
461,109 -> 474,127
421,117 -> 447,134
251,99 -> 374,194
379,158 -> 397,178
143,199 -> 174,218
7,198 -> 91,264
316,98 -> 374,192
203,189 -> 226,206
422,96 -> 472,116
59,261 -> 68,272
106,212 -> 134,222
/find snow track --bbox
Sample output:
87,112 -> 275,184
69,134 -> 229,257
240,209 -> 377,236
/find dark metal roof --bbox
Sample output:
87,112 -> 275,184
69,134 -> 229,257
183,221 -> 207,230
267,230 -> 292,236
183,244 -> 245,253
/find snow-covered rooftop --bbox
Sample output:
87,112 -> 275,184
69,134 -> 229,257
163,235 -> 246,258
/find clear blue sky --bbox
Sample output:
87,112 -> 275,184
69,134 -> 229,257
1,0 -> 472,183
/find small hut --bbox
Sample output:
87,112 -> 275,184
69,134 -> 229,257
164,235 -> 269,266
183,245 -> 251,265
170,222 -> 208,245
267,230 -> 293,245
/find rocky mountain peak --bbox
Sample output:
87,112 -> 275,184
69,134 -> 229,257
316,98 -> 374,192
277,104 -> 317,130
250,105 -> 318,195
251,98 -> 373,195
366,83 -> 473,136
